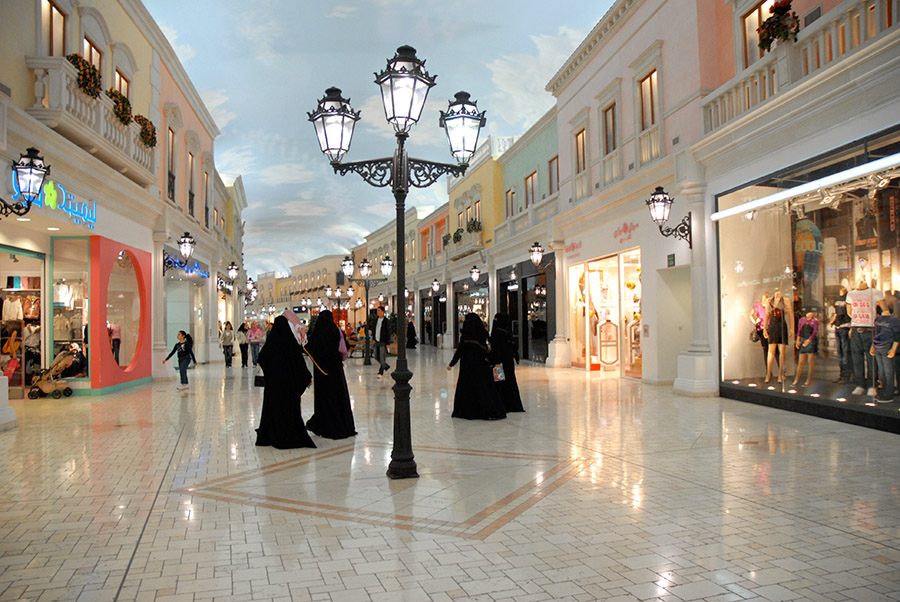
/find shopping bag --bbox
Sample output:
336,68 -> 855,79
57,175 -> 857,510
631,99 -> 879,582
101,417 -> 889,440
492,364 -> 506,382
254,366 -> 265,387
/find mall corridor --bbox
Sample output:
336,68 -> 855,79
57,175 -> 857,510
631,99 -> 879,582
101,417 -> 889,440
1,346 -> 899,602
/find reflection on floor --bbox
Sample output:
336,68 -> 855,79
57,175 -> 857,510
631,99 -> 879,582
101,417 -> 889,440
1,345 -> 899,601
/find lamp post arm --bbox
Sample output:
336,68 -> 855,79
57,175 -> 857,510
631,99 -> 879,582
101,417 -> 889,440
658,212 -> 693,249
407,157 -> 467,189
331,157 -> 394,188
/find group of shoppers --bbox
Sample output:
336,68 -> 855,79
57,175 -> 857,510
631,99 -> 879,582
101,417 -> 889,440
167,308 -> 526,450
448,312 -> 524,420
256,310 -> 356,449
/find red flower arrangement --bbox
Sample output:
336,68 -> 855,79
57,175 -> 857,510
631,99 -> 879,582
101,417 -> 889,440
758,0 -> 800,52
66,53 -> 101,99
133,114 -> 157,148
106,88 -> 132,125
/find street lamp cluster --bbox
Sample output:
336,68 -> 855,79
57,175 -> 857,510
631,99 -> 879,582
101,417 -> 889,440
341,255 -> 392,366
310,45 -> 485,479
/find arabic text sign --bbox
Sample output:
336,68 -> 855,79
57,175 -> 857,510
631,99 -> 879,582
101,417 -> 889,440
12,173 -> 98,229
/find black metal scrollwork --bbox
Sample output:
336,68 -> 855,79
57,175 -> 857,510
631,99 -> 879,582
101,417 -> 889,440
332,158 -> 393,188
162,251 -> 187,275
658,213 -> 692,248
407,158 -> 466,189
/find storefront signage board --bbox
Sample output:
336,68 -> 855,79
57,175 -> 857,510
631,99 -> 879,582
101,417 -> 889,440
11,173 -> 99,229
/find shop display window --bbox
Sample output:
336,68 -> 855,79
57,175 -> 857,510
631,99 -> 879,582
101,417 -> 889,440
1,248 -> 45,398
718,132 -> 900,408
51,238 -> 89,380
568,250 -> 642,376
107,250 -> 141,367
454,282 -> 489,345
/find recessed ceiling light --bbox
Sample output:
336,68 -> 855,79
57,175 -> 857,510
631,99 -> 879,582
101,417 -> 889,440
16,218 -> 30,222
47,227 -> 60,231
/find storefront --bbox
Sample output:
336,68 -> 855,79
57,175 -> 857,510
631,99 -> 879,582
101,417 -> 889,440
714,127 -> 900,424
419,287 -> 446,346
165,254 -> 210,363
567,248 -> 642,377
453,277 -> 489,346
497,254 -> 555,364
2,150 -> 154,398
217,274 -> 234,333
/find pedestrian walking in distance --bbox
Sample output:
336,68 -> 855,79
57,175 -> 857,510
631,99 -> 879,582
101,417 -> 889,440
247,322 -> 264,366
162,330 -> 197,391
371,306 -> 391,378
236,323 -> 250,368
220,321 -> 234,368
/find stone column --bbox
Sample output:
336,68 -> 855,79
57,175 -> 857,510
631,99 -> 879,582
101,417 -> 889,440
152,231 -> 169,378
673,181 -> 718,395
546,241 -> 570,368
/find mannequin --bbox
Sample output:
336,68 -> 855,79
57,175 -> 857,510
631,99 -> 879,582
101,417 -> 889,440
750,293 -> 775,371
846,278 -> 883,396
764,291 -> 792,383
793,311 -> 818,386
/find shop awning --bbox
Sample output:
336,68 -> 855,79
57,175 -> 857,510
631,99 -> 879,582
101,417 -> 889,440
710,151 -> 900,222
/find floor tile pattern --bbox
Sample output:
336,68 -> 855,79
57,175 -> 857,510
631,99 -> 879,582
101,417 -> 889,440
0,346 -> 899,601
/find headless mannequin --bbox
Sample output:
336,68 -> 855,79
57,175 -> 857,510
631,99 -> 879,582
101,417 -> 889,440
764,291 -> 793,383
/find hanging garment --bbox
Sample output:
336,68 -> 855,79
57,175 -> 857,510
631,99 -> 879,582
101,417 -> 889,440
2,297 -> 23,321
23,324 -> 41,348
53,314 -> 71,341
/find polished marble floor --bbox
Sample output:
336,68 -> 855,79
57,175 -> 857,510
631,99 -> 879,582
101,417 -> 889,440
1,345 -> 899,602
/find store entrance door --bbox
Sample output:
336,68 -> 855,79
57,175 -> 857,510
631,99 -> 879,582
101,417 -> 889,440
568,248 -> 642,377
1,246 -> 45,399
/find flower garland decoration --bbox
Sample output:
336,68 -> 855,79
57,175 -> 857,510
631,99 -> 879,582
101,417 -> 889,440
757,0 -> 800,52
66,53 -> 101,99
452,228 -> 464,243
106,88 -> 132,125
442,233 -> 452,247
133,114 -> 158,148
466,218 -> 482,233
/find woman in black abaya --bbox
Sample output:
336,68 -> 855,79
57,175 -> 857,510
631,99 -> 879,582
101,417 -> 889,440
448,313 -> 506,420
489,313 -> 524,412
255,315 -> 316,449
304,310 -> 357,439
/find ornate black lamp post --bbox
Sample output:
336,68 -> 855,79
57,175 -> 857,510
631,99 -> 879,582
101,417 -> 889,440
646,186 -> 691,248
310,45 -> 485,479
341,255 -> 391,366
2,147 -> 50,219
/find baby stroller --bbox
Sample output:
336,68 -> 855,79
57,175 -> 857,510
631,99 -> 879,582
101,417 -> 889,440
28,347 -> 75,399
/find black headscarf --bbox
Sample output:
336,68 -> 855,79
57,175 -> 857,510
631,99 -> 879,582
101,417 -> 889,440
260,315 -> 299,355
460,313 -> 488,347
306,310 -> 342,364
258,315 -> 311,390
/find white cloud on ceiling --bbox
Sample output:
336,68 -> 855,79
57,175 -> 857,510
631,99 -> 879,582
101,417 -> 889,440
158,23 -> 196,63
487,26 -> 584,130
256,162 -> 316,187
234,7 -> 284,68
326,6 -> 358,18
200,89 -> 238,130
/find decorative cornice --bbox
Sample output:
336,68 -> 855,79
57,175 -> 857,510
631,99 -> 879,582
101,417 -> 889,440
119,0 -> 221,138
546,0 -> 642,96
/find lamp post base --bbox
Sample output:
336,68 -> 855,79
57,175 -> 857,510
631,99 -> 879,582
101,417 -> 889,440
386,364 -> 418,479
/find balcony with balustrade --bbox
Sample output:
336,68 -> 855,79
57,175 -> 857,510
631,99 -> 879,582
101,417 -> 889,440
702,0 -> 899,134
24,56 -> 157,187
494,194 -> 560,244
447,230 -> 484,262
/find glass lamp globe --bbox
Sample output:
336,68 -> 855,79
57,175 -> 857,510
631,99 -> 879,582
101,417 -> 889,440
12,147 -> 51,209
375,46 -> 435,134
359,258 -> 372,278
308,87 -> 360,163
341,256 -> 355,278
529,242 -> 543,268
439,92 -> 486,164
381,256 -> 393,276
646,186 -> 673,226
178,232 -> 196,259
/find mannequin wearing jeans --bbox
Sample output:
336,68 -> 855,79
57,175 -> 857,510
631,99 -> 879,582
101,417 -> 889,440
847,280 -> 883,396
